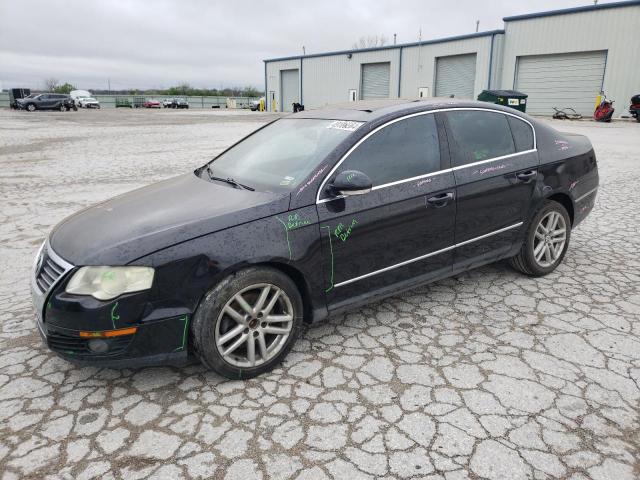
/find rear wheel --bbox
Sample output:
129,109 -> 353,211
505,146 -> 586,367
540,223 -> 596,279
510,200 -> 571,276
192,267 -> 303,379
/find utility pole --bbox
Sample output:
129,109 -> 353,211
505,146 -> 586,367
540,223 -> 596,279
476,20 -> 479,32
108,78 -> 111,94
302,45 -> 306,55
393,33 -> 397,45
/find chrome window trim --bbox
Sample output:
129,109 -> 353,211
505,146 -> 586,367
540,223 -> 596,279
316,107 -> 537,204
333,222 -> 523,288
575,187 -> 598,202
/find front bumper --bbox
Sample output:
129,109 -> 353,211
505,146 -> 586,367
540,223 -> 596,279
30,241 -> 191,367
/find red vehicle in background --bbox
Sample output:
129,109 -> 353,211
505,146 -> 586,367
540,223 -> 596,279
143,99 -> 161,108
593,92 -> 615,122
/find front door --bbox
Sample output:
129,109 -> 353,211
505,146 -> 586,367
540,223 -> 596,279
443,109 -> 538,269
316,113 -> 456,308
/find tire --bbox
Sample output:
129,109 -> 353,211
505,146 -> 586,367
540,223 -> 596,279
26,104 -> 36,112
59,104 -> 66,112
510,200 -> 571,277
191,267 -> 303,379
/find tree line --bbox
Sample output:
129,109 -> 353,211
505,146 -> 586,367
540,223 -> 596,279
42,78 -> 262,97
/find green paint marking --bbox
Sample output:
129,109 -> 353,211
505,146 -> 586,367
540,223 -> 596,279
321,226 -> 335,293
173,315 -> 189,352
334,218 -> 358,243
276,217 -> 293,260
473,148 -> 490,161
102,270 -> 116,280
286,213 -> 311,230
346,173 -> 354,181
110,302 -> 120,329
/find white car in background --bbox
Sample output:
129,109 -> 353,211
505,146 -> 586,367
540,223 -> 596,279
77,97 -> 100,109
70,90 -> 100,109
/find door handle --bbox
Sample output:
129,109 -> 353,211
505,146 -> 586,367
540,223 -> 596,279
516,170 -> 537,183
426,192 -> 454,207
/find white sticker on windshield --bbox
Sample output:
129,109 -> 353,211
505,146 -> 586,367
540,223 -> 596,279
280,176 -> 295,186
327,120 -> 362,132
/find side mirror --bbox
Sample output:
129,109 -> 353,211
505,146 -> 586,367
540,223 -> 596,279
328,170 -> 372,197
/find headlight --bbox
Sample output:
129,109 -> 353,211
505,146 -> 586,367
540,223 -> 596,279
66,266 -> 154,300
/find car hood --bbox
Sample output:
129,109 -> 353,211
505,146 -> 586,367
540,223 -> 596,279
50,173 -> 290,265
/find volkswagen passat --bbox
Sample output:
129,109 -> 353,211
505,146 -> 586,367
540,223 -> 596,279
31,99 -> 598,379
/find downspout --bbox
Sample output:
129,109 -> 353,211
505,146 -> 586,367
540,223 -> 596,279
264,61 -> 268,111
300,57 -> 304,105
397,46 -> 403,98
487,33 -> 495,90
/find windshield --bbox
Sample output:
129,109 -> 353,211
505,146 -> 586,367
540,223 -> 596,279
203,119 -> 361,193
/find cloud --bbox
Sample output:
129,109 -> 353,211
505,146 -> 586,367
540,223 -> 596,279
0,0 -> 615,90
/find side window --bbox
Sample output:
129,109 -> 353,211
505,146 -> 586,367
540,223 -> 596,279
337,114 -> 440,187
507,116 -> 534,152
445,111 -> 515,167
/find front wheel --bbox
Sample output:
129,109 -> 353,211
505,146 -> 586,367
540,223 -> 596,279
510,200 -> 571,276
59,104 -> 66,112
191,267 -> 303,379
26,104 -> 36,112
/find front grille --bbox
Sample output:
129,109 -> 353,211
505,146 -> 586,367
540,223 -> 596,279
35,250 -> 65,293
47,330 -> 133,357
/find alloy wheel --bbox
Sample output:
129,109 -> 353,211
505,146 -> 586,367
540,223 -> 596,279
214,283 -> 294,368
532,211 -> 567,268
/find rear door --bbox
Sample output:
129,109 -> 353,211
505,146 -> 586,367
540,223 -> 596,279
38,94 -> 53,108
443,109 -> 538,269
317,113 -> 455,308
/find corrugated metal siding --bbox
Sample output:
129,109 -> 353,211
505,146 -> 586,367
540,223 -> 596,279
399,35 -> 494,99
360,63 -> 390,99
266,59 -> 299,111
501,4 -> 640,117
280,69 -> 300,112
301,49 -> 400,107
515,51 -> 606,115
435,54 -> 477,98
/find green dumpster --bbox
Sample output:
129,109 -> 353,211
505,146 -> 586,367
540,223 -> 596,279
477,89 -> 528,112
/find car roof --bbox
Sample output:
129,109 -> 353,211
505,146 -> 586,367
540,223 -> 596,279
289,98 -> 528,122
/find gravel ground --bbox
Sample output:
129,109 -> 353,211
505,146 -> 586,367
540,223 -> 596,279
0,108 -> 638,480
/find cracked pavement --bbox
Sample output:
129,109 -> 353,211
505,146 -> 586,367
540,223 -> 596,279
0,109 -> 638,480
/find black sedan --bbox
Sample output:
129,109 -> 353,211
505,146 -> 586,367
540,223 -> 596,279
31,99 -> 599,379
18,93 -> 77,112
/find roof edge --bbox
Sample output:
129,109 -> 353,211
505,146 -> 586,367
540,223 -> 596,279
263,29 -> 505,63
504,0 -> 640,22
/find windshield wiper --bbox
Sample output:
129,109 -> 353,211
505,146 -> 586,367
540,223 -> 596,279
206,166 -> 254,191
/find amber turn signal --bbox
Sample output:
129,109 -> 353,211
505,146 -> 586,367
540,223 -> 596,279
79,327 -> 137,338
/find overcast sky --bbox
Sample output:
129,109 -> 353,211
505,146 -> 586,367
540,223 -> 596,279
0,0 -> 616,91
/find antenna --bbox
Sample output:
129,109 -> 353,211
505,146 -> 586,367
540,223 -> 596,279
302,46 -> 306,55
393,33 -> 397,45
476,20 -> 480,32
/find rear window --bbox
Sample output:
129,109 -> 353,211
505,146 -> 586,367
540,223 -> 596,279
507,116 -> 534,152
445,111 -> 515,167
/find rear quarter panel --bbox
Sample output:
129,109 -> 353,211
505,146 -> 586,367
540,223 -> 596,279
533,121 -> 599,227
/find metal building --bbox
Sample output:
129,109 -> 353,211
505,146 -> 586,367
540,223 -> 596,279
264,0 -> 640,117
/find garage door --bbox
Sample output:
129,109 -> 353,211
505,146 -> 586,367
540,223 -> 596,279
515,51 -> 606,116
280,69 -> 299,112
435,53 -> 477,99
361,62 -> 390,100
